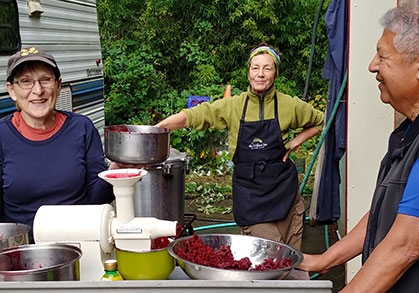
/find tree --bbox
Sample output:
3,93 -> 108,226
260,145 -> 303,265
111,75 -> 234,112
97,0 -> 330,171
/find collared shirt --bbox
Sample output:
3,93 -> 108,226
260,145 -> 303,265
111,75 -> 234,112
398,116 -> 419,217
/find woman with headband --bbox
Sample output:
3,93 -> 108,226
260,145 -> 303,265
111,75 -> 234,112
156,43 -> 324,249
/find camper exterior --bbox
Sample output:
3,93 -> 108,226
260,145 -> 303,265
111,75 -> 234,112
0,0 -> 105,139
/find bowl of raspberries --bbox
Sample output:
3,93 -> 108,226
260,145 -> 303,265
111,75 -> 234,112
167,233 -> 303,280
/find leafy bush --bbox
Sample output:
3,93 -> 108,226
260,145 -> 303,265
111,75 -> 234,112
168,85 -> 237,174
103,41 -> 178,125
97,0 -> 331,172
185,182 -> 233,215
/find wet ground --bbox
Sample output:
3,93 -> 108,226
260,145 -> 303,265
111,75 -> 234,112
184,195 -> 345,292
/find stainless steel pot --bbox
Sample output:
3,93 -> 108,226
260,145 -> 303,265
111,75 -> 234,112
0,223 -> 30,249
105,125 -> 170,164
133,148 -> 187,224
0,244 -> 82,281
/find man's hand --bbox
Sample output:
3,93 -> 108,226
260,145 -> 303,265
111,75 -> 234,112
298,254 -> 331,274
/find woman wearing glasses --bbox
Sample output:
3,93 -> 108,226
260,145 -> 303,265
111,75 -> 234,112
1,47 -> 115,242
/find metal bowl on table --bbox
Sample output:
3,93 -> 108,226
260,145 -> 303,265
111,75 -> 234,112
0,223 -> 30,249
116,247 -> 175,280
167,234 -> 303,280
105,125 -> 170,165
0,243 -> 82,281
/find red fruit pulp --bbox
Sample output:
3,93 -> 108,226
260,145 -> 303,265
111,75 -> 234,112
105,171 -> 142,178
175,234 -> 292,271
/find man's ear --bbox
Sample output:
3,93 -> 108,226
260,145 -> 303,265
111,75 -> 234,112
6,82 -> 17,102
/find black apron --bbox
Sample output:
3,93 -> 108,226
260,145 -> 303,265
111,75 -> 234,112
232,94 -> 298,226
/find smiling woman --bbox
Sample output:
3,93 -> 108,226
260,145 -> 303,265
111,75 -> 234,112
0,47 -> 116,242
5,47 -> 63,137
7,62 -> 61,131
247,54 -> 277,96
156,42 -> 324,250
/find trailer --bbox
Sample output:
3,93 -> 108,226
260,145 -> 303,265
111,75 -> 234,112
0,0 -> 105,139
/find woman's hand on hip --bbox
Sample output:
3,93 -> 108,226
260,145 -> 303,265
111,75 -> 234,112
283,144 -> 296,162
283,127 -> 320,162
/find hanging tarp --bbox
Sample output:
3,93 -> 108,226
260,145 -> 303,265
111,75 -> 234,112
316,0 -> 348,224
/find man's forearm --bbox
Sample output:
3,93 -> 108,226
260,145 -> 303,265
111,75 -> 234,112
341,214 -> 419,293
299,212 -> 369,273
323,212 -> 369,268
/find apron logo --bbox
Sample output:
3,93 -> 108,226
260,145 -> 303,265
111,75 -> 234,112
249,138 -> 267,150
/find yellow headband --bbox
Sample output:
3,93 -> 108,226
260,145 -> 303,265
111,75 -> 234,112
249,46 -> 280,65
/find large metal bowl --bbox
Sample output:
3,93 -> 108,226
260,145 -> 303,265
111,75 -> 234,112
0,223 -> 30,249
105,125 -> 170,165
0,244 -> 82,281
167,234 -> 303,280
116,247 -> 175,280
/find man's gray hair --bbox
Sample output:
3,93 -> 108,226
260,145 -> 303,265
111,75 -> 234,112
380,1 -> 419,61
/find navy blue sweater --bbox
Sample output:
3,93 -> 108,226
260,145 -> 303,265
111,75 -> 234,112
0,111 -> 114,238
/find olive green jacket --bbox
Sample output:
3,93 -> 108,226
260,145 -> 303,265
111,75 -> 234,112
182,86 -> 324,157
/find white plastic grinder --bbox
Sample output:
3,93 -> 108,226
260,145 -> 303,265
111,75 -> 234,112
33,169 -> 177,281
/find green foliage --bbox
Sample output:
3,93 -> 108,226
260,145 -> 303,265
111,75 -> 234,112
185,182 -> 233,215
289,131 -> 322,161
198,204 -> 233,215
102,41 -> 177,125
302,185 -> 313,195
98,0 -> 331,115
97,0 -> 331,172
309,94 -> 328,112
169,85 -> 235,174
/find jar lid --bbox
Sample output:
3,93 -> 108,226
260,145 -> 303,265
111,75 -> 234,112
104,259 -> 118,271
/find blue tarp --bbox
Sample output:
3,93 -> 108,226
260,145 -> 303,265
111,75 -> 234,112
316,0 -> 348,224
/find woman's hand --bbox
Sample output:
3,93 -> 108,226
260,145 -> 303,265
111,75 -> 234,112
283,139 -> 299,162
282,127 -> 320,162
155,111 -> 187,130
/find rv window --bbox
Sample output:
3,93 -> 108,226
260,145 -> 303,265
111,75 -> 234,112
0,0 -> 20,54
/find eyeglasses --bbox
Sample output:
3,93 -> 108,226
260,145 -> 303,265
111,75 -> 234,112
12,77 -> 57,90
